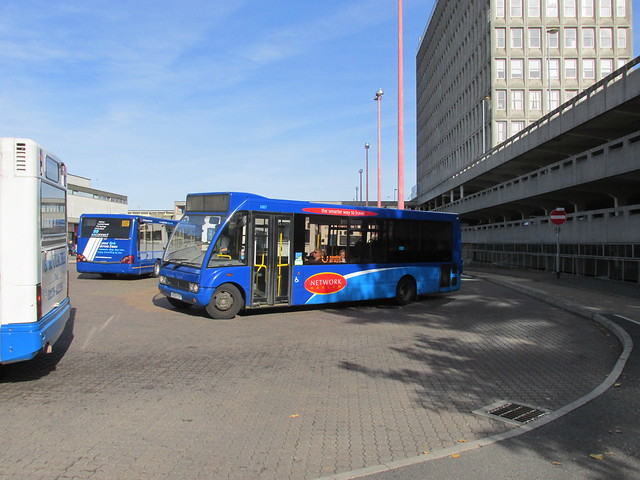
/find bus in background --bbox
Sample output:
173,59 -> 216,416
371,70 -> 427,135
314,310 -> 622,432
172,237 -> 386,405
76,214 -> 177,278
158,192 -> 462,319
0,138 -> 71,364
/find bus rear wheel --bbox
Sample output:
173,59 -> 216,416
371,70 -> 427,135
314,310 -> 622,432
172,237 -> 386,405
206,283 -> 243,319
395,276 -> 416,306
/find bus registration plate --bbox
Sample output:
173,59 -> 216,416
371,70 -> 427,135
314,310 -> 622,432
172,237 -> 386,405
170,292 -> 183,300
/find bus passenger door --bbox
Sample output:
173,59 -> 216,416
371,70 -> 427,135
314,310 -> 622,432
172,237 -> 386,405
251,215 -> 292,307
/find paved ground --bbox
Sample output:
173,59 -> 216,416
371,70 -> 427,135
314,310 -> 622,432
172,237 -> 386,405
0,264 -> 634,480
352,265 -> 640,480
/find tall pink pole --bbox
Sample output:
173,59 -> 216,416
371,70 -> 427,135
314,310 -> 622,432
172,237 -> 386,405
365,143 -> 370,206
397,0 -> 405,210
375,89 -> 383,208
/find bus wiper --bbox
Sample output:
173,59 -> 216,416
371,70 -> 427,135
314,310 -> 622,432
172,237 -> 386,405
165,258 -> 202,268
165,257 -> 189,266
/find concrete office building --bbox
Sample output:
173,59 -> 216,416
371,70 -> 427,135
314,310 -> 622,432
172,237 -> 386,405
67,174 -> 128,243
416,0 -> 633,209
415,0 -> 639,283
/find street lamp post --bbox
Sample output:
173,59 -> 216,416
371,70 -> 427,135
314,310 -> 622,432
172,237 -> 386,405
481,96 -> 490,154
374,88 -> 383,208
358,169 -> 363,203
546,27 -> 559,115
364,143 -> 370,206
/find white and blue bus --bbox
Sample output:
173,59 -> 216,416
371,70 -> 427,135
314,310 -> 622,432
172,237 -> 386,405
76,214 -> 177,278
0,138 -> 71,364
158,192 -> 462,319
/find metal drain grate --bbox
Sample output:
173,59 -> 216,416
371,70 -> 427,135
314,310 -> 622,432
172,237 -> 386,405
473,401 -> 550,426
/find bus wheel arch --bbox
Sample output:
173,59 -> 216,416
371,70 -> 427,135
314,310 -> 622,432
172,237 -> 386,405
206,283 -> 244,319
395,275 -> 417,306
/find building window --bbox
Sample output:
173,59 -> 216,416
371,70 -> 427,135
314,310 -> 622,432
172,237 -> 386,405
582,27 -> 595,48
529,59 -> 541,78
600,28 -> 613,48
547,0 -> 558,16
618,58 -> 628,69
549,58 -> 560,79
547,29 -> 559,48
565,90 -> 579,102
511,59 -> 524,78
497,121 -> 507,142
600,0 -> 612,17
581,0 -> 594,16
616,28 -> 627,48
583,58 -> 595,79
512,90 -> 524,110
496,28 -> 506,48
616,0 -> 626,17
497,0 -> 505,17
529,28 -> 541,48
565,59 -> 578,78
510,0 -> 522,17
528,0 -> 540,16
564,0 -> 577,16
529,90 -> 542,110
511,28 -> 523,48
565,28 -> 577,48
497,90 -> 507,110
497,59 -> 506,79
601,58 -> 613,77
511,121 -> 525,136
549,90 -> 560,110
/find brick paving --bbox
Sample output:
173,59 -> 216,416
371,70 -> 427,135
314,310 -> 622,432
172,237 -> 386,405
0,268 -> 623,480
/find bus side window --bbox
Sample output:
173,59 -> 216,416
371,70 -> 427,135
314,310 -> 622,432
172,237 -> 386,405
139,223 -> 152,254
208,213 -> 247,266
299,215 -> 349,264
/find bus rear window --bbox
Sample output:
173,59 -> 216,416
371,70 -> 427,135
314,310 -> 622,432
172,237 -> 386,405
81,217 -> 132,239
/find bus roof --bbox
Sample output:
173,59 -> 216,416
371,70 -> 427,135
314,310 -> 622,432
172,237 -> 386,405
184,192 -> 459,222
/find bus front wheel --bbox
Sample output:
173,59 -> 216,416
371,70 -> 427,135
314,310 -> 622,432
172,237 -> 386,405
153,259 -> 162,277
395,276 -> 416,306
206,284 -> 243,319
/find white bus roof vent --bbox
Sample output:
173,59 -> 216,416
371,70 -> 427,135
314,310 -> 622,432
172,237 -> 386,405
14,141 -> 28,173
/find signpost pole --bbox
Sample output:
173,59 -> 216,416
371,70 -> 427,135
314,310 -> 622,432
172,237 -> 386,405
550,208 -> 566,279
555,226 -> 561,279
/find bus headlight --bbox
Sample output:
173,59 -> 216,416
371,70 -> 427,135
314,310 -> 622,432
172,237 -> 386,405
188,282 -> 199,293
159,275 -> 167,285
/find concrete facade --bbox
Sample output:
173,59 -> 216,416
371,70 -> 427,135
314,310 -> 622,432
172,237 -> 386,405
416,0 -> 633,207
415,1 -> 639,282
129,200 -> 186,221
444,61 -> 640,281
67,174 -> 128,242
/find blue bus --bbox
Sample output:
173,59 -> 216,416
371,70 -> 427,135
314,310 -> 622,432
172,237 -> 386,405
76,214 -> 177,277
157,192 -> 462,319
0,138 -> 71,364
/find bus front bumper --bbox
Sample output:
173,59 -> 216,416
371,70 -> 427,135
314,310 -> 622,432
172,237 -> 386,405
158,283 -> 214,307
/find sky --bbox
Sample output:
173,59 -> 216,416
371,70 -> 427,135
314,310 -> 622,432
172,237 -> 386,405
1,1 -> 639,210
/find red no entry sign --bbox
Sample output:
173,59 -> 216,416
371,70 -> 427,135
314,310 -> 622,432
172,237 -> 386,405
550,209 -> 567,225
